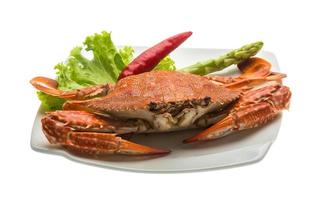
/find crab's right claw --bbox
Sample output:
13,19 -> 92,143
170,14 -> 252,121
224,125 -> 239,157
64,132 -> 171,156
115,137 -> 171,155
41,115 -> 170,156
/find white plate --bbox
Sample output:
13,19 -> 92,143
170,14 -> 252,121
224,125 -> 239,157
31,47 -> 282,172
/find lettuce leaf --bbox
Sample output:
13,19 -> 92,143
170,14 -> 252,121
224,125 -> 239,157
39,31 -> 134,110
56,32 -> 134,90
119,46 -> 135,66
37,31 -> 176,111
37,92 -> 65,111
154,56 -> 176,71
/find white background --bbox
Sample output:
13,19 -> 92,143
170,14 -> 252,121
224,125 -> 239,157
0,0 -> 311,199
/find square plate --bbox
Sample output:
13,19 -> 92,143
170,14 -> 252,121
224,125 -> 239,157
31,47 -> 281,172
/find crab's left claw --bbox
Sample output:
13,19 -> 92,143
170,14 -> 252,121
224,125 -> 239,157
183,113 -> 238,143
183,102 -> 280,143
184,85 -> 291,143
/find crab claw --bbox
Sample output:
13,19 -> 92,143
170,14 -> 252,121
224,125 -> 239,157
41,113 -> 169,156
238,57 -> 271,78
183,102 -> 279,143
184,85 -> 291,143
30,76 -> 112,100
63,132 -> 170,156
183,114 -> 237,143
45,110 -> 141,134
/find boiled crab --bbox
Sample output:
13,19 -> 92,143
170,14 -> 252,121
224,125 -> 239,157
30,57 -> 291,156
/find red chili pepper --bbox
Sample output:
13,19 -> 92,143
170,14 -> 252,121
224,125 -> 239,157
117,31 -> 192,80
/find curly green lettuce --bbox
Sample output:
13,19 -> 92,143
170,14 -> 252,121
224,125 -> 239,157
39,31 -> 134,110
56,32 -> 135,90
154,56 -> 176,71
37,92 -> 65,110
37,31 -> 176,110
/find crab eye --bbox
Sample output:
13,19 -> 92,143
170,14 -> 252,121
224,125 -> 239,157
149,102 -> 159,111
202,96 -> 211,106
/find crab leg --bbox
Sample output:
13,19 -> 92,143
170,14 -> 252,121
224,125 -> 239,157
184,85 -> 291,143
205,57 -> 272,85
224,73 -> 286,91
42,111 -> 169,155
206,57 -> 286,94
30,76 -> 113,100
237,57 -> 272,78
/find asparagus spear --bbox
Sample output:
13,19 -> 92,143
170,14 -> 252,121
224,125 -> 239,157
179,41 -> 263,75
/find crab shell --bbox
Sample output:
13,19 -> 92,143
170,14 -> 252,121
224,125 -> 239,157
63,71 -> 240,132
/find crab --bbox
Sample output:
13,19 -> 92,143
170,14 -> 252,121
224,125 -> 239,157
30,57 -> 291,156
